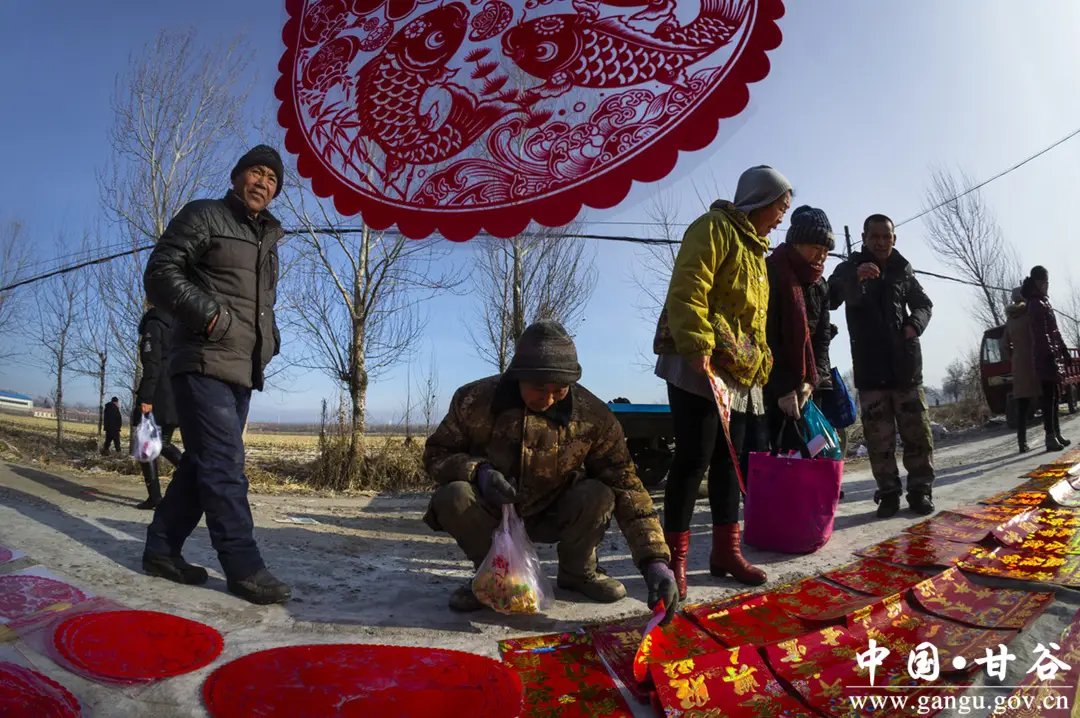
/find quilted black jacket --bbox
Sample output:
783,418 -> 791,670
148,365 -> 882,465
143,192 -> 283,391
134,308 -> 179,426
828,249 -> 933,391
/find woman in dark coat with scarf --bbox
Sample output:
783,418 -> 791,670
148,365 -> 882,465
1026,266 -> 1073,451
132,306 -> 183,509
765,206 -> 834,451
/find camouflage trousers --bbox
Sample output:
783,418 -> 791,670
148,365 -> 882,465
859,387 -> 935,497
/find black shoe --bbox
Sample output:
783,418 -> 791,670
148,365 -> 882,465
875,492 -> 901,519
1047,433 -> 1066,452
448,584 -> 485,613
907,493 -> 935,516
143,552 -> 209,585
839,490 -> 845,500
1057,435 -> 1072,447
135,498 -> 158,510
1019,443 -> 1031,454
227,568 -> 291,605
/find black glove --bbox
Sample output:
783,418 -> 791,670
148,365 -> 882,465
477,464 -> 517,505
644,561 -> 679,625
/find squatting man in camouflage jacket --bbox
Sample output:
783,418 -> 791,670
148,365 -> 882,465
423,320 -> 679,621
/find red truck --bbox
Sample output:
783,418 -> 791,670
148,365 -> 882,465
980,324 -> 1080,428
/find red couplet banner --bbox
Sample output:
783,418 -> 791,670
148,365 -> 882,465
276,0 -> 785,240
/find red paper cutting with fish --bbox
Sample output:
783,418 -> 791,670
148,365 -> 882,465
277,0 -> 786,240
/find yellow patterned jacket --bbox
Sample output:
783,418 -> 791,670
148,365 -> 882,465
422,375 -> 670,569
654,201 -> 773,388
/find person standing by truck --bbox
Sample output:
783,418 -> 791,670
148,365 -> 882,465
1027,266 -> 1072,451
829,214 -> 935,518
654,165 -> 793,598
1002,282 -> 1041,453
764,205 -> 834,450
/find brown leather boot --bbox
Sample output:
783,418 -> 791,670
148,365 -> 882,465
709,524 -> 766,586
664,531 -> 690,600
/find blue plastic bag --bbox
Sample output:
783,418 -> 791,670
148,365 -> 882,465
818,367 -> 857,429
799,400 -> 843,461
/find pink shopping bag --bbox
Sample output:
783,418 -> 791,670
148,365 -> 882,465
744,438 -> 843,554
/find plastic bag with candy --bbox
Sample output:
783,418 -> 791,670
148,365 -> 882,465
132,412 -> 162,463
472,505 -> 554,615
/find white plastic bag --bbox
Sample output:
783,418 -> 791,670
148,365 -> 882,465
132,412 -> 162,463
472,505 -> 554,615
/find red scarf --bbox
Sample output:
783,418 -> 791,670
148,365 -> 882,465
767,244 -> 822,389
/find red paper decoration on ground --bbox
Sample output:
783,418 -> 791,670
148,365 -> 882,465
276,0 -> 787,240
822,558 -> 934,597
978,489 -> 1049,508
501,639 -> 633,717
991,507 -> 1080,554
855,534 -> 974,568
948,504 -> 1031,522
651,646 -> 815,717
0,576 -> 87,624
904,511 -> 998,543
996,607 -> 1080,718
958,545 -> 1080,587
0,661 -> 81,717
203,644 -> 522,718
54,610 -> 222,683
684,591 -> 809,647
909,567 -> 1053,630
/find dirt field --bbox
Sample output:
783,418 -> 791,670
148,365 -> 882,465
2,416 -> 1080,716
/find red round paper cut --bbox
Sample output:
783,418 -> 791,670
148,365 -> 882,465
276,0 -> 785,239
202,644 -> 522,718
0,661 -> 81,718
53,610 -> 223,682
0,548 -> 12,564
0,576 -> 87,623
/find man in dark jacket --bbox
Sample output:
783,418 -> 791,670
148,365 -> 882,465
140,145 -> 290,605
101,397 -> 123,454
131,306 -> 183,510
829,214 -> 935,518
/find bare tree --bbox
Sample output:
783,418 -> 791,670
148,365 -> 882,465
468,223 -> 598,371
0,220 -> 33,361
417,348 -> 440,433
25,253 -> 83,446
922,167 -> 1020,328
278,181 -> 464,484
74,253 -> 113,436
98,28 -> 252,395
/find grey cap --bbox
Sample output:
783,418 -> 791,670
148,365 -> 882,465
733,165 -> 793,214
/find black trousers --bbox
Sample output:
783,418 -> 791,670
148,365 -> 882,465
102,430 -> 121,453
145,374 -> 263,579
663,383 -> 765,532
1041,382 -> 1062,437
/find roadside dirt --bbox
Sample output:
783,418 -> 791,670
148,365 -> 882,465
1,420 -> 1079,716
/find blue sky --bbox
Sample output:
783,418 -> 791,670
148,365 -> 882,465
3,2 -> 1080,422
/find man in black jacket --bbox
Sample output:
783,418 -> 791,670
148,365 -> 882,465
101,397 -> 123,454
829,214 -> 935,518
141,145 -> 290,605
131,306 -> 183,510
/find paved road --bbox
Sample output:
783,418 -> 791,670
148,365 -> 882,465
1,418 -> 1079,716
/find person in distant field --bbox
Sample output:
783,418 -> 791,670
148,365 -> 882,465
140,145 -> 290,606
1002,282 -> 1041,454
131,306 -> 183,510
829,214 -> 935,519
1026,266 -> 1073,451
653,165 -> 793,599
101,397 -> 123,454
423,320 -> 678,622
764,205 -> 834,451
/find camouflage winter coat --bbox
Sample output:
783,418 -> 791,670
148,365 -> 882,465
422,375 -> 670,569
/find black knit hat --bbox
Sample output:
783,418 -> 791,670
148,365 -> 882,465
786,205 -> 835,250
506,320 -> 582,385
1031,265 -> 1049,281
231,145 -> 284,198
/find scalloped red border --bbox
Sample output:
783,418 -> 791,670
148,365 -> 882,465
276,0 -> 786,240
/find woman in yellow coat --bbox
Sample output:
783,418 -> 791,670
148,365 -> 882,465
653,165 -> 792,599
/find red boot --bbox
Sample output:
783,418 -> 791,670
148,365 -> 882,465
709,524 -> 766,586
664,531 -> 690,600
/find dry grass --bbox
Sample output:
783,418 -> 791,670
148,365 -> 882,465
0,414 -> 433,496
